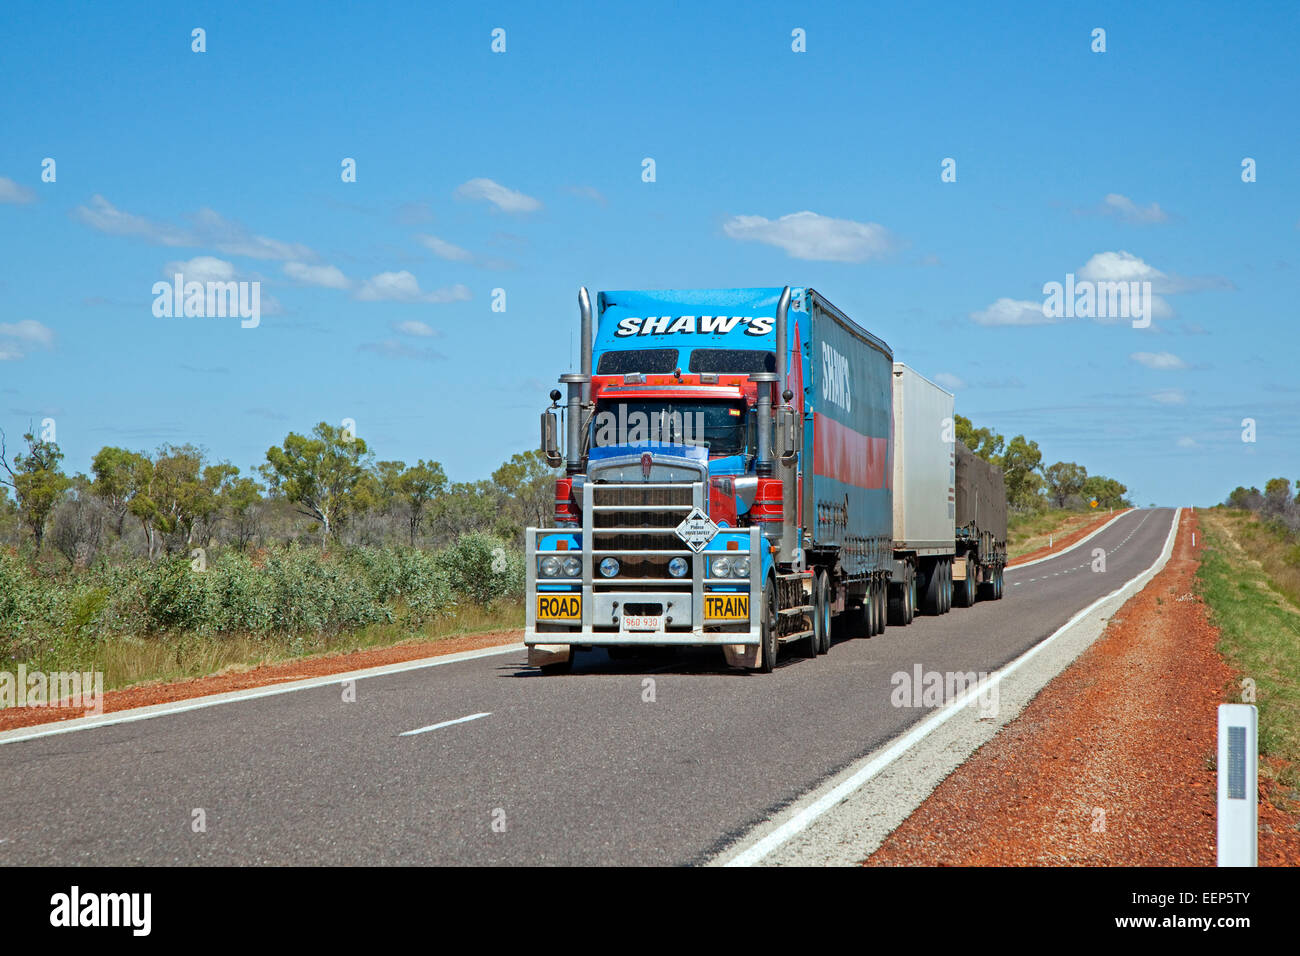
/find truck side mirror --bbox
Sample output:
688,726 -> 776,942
540,410 -> 563,467
776,406 -> 797,464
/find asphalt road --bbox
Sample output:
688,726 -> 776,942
0,508 -> 1175,865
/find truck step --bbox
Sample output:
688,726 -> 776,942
778,605 -> 815,616
779,629 -> 814,642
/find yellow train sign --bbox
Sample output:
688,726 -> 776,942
704,594 -> 749,621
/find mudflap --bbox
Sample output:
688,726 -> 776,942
722,643 -> 761,669
528,644 -> 573,668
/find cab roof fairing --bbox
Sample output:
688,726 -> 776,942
592,287 -> 808,373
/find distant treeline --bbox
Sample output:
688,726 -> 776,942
955,415 -> 1131,513
1226,478 -> 1300,543
0,422 -> 553,565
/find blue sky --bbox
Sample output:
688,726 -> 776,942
1,0 -> 1297,506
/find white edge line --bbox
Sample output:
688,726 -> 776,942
0,643 -> 525,746
723,507 -> 1180,867
1008,507 -> 1137,570
400,712 -> 492,736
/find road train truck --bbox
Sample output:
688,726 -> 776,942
527,286 -> 1005,673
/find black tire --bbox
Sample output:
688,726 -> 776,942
865,580 -> 878,636
815,571 -> 831,654
942,559 -> 952,614
995,566 -> 1005,600
759,577 -> 779,672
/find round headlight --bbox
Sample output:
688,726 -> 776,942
732,557 -> 750,578
599,557 -> 620,578
712,556 -> 732,578
540,556 -> 561,577
561,556 -> 581,578
668,557 -> 688,577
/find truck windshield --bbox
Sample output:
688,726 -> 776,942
591,401 -> 750,456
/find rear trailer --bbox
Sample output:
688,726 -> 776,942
952,441 -> 1008,604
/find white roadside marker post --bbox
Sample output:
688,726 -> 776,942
1217,703 -> 1258,867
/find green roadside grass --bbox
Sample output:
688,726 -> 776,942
1197,509 -> 1300,811
10,599 -> 524,698
1006,508 -> 1104,560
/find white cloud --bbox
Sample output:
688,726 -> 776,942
722,210 -> 896,262
1177,436 -> 1198,448
284,261 -> 351,289
354,271 -> 471,304
416,234 -> 474,262
565,185 -> 608,206
75,195 -> 316,261
932,372 -> 965,391
0,319 -> 55,359
1131,351 -> 1187,370
1150,389 -> 1186,405
1079,250 -> 1230,295
1097,193 -> 1170,224
164,256 -> 236,284
392,320 -> 436,337
454,178 -> 542,213
970,298 -> 1059,326
0,176 -> 36,204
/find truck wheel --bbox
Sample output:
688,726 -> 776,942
758,578 -> 779,672
995,566 -> 1005,600
874,578 -> 887,634
864,581 -> 878,636
815,571 -> 831,654
942,559 -> 953,614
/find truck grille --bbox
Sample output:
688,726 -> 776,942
592,483 -> 693,555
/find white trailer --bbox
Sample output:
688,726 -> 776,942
889,363 -> 956,622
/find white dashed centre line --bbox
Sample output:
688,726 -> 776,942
400,712 -> 492,737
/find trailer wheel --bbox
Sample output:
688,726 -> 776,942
864,580 -> 878,636
942,559 -> 953,613
758,577 -> 779,672
994,566 -> 1005,600
814,571 -> 831,654
890,566 -> 916,626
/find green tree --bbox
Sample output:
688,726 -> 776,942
396,459 -> 447,545
263,422 -> 372,545
1263,477 -> 1293,515
999,434 -> 1044,510
219,475 -> 265,550
91,446 -> 150,537
0,428 -> 71,549
491,449 -> 556,535
1081,475 -> 1130,510
1043,461 -> 1088,508
954,414 -> 1004,463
